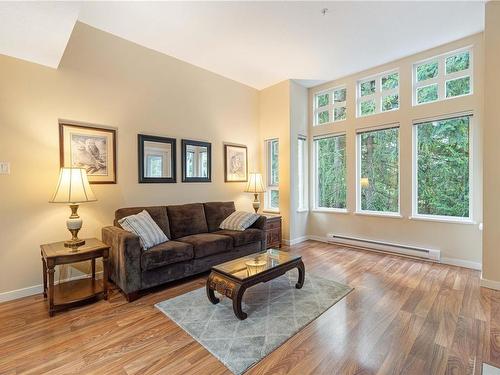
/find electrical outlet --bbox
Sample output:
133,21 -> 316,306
0,162 -> 11,175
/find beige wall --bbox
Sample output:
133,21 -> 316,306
0,22 -> 260,295
308,33 -> 484,267
258,80 -> 291,240
483,2 -> 500,284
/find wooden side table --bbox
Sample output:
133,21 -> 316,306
40,238 -> 110,317
263,215 -> 282,249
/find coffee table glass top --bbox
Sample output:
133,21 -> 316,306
212,249 -> 301,280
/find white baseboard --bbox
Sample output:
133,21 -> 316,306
283,236 -> 309,246
0,272 -> 103,303
0,284 -> 44,303
307,235 -> 481,271
441,257 -> 482,271
307,235 -> 329,243
480,276 -> 500,291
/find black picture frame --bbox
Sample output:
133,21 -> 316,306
138,134 -> 176,183
181,139 -> 212,183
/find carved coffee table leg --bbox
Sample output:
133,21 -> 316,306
232,284 -> 247,320
296,260 -> 305,289
206,272 -> 220,304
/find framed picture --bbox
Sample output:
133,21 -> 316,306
59,122 -> 117,184
224,144 -> 248,182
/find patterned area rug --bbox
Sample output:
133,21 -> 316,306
155,270 -> 353,375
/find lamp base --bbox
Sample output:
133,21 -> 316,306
252,193 -> 260,214
65,204 -> 85,251
64,238 -> 86,249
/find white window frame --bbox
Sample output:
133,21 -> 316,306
313,86 -> 347,126
355,124 -> 401,217
297,135 -> 308,212
411,113 -> 474,224
413,47 -> 473,106
312,132 -> 348,213
357,70 -> 399,118
265,138 -> 279,212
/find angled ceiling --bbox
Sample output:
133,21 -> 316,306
0,1 -> 486,89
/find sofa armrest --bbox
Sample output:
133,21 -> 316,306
250,215 -> 267,230
102,226 -> 142,295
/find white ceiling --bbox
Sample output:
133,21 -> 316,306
0,1 -> 486,90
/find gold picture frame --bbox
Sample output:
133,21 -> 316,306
59,122 -> 117,184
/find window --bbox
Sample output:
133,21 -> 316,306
357,70 -> 399,117
314,134 -> 347,210
413,48 -> 472,105
297,136 -> 308,211
357,126 -> 399,214
266,139 -> 279,211
414,115 -> 471,220
313,86 -> 347,125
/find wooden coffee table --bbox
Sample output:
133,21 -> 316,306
206,249 -> 305,320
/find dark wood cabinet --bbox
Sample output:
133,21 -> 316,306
263,215 -> 282,249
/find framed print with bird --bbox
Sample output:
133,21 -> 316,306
59,122 -> 117,184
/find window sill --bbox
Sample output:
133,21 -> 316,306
296,209 -> 309,213
312,208 -> 350,214
354,211 -> 403,219
409,215 -> 476,225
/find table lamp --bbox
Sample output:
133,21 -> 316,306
245,173 -> 265,213
49,168 -> 97,249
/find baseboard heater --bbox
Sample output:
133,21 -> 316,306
326,234 -> 441,261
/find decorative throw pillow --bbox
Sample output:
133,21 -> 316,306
118,210 -> 169,250
219,211 -> 260,232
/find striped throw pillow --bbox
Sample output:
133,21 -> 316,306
219,211 -> 260,232
118,210 -> 169,250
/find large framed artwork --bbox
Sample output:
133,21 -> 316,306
224,144 -> 248,182
59,122 -> 117,184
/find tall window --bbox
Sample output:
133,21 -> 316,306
313,86 -> 347,126
413,48 -> 472,105
414,115 -> 471,219
357,126 -> 399,213
358,70 -> 399,117
297,136 -> 308,211
314,134 -> 347,210
266,139 -> 279,211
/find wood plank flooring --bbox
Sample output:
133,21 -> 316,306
1,240 -> 499,374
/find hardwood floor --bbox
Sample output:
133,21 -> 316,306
1,240 -> 499,375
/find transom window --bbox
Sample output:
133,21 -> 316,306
413,114 -> 472,221
413,48 -> 472,105
313,86 -> 347,126
357,70 -> 399,117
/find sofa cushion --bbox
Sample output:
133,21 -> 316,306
167,203 -> 209,239
214,229 -> 263,247
141,241 -> 194,271
115,206 -> 170,239
118,210 -> 169,250
219,211 -> 260,231
177,233 -> 233,258
203,202 -> 236,232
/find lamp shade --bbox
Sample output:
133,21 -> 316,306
50,168 -> 97,204
245,173 -> 265,193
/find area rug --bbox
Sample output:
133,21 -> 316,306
155,270 -> 353,375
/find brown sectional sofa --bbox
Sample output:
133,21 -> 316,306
102,201 -> 267,301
